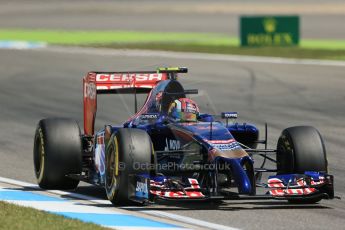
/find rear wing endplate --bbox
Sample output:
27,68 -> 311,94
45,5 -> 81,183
83,68 -> 188,135
83,71 -> 169,135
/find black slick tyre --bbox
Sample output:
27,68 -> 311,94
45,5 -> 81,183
33,118 -> 82,189
105,128 -> 153,206
276,126 -> 328,203
277,126 -> 327,174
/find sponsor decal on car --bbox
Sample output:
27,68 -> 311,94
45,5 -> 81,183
164,138 -> 181,151
92,73 -> 168,90
211,142 -> 240,151
95,73 -> 165,82
221,112 -> 238,119
84,82 -> 96,99
141,113 -> 159,120
135,177 -> 149,199
205,139 -> 242,150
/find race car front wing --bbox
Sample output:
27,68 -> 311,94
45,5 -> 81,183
267,171 -> 334,200
129,171 -> 334,204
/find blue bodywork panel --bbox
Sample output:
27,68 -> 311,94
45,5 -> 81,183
92,79 -> 258,195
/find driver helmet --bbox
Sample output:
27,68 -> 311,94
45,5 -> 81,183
168,98 -> 199,122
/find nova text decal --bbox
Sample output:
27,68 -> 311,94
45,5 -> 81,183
164,139 -> 181,151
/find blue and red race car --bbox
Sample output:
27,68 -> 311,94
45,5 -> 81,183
33,67 -> 334,205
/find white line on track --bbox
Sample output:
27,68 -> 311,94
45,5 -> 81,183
27,45 -> 345,67
0,176 -> 240,230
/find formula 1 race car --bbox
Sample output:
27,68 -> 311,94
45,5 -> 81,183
33,67 -> 334,205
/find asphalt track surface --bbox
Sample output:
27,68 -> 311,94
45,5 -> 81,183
0,47 -> 345,229
1,0 -> 345,39
1,0 -> 345,229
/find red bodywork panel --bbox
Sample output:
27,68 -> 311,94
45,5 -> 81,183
83,71 -> 168,135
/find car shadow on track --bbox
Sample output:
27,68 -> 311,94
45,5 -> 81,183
121,200 -> 331,212
74,185 -> 108,199
72,186 -> 331,211
14,185 -> 330,212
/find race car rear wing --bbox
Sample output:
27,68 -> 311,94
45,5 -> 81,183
83,67 -> 187,135
94,72 -> 168,94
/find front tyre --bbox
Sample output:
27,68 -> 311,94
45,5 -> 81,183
276,126 -> 328,203
33,118 -> 82,189
277,126 -> 327,174
105,128 -> 153,206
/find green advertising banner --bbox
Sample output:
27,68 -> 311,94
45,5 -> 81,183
240,16 -> 299,47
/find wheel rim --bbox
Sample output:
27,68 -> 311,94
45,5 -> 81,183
106,142 -> 118,199
106,145 -> 115,188
34,129 -> 45,183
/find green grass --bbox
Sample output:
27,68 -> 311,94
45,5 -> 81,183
0,29 -> 237,45
92,42 -> 345,60
0,201 -> 109,230
1,29 -> 345,60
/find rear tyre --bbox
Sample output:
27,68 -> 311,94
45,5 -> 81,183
33,118 -> 82,189
105,128 -> 153,206
276,126 -> 328,203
